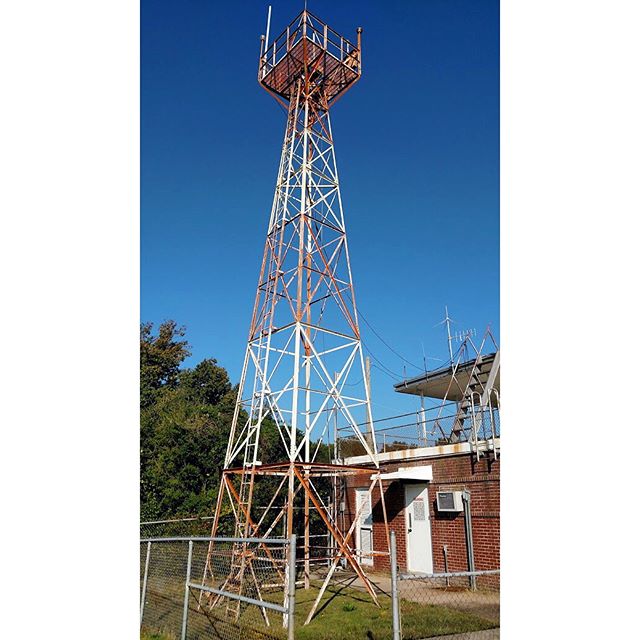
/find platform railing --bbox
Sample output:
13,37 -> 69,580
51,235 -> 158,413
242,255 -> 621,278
338,401 -> 500,456
259,10 -> 359,81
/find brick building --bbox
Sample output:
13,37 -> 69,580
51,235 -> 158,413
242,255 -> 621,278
339,349 -> 500,574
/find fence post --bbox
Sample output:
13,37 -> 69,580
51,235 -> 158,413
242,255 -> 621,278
287,534 -> 297,640
390,531 -> 401,640
181,540 -> 194,640
140,541 -> 151,628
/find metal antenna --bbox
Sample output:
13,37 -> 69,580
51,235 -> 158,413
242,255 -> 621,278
205,8 -> 384,626
264,5 -> 272,50
455,328 -> 476,342
444,305 -> 454,363
435,305 -> 455,363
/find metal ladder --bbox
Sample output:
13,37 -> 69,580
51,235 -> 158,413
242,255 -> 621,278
224,453 -> 257,619
471,351 -> 500,458
463,351 -> 500,459
451,353 -> 492,442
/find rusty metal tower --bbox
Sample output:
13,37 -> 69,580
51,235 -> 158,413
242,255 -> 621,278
205,7 -> 388,624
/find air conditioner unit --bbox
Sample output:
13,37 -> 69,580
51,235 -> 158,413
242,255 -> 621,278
436,491 -> 464,513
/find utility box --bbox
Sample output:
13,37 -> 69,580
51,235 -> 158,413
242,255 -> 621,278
436,490 -> 464,513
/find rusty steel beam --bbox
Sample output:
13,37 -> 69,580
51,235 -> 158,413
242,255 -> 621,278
292,466 -> 378,601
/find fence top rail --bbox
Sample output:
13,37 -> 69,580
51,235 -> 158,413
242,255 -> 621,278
141,516 -> 214,525
140,536 -> 291,544
188,581 -> 288,614
399,569 -> 500,580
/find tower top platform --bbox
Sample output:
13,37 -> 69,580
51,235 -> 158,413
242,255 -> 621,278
258,9 -> 362,107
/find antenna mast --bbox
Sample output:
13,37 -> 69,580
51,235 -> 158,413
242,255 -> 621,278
202,8 -> 387,626
264,5 -> 272,50
444,305 -> 454,363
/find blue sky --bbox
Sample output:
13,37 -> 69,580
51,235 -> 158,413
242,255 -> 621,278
141,0 -> 499,417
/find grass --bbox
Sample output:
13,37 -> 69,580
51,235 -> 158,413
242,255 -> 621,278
284,582 -> 496,640
142,579 -> 497,640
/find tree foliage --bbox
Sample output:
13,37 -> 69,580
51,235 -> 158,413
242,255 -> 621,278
140,321 -> 191,408
140,321 -> 234,519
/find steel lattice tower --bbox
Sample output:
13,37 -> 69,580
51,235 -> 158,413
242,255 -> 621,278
205,9 -> 389,624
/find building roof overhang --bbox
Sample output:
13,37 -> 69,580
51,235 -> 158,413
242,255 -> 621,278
393,352 -> 499,401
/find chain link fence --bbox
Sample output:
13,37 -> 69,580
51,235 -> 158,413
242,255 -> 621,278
142,531 -> 499,640
140,517 -> 215,539
140,536 -> 295,640
390,532 -> 500,640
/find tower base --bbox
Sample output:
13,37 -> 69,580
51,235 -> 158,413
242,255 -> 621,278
203,462 -> 390,624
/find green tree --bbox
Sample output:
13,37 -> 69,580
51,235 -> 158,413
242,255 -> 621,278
179,358 -> 232,407
140,320 -> 191,408
141,322 -> 241,521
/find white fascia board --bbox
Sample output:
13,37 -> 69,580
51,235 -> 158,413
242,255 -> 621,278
371,465 -> 433,482
342,438 -> 500,466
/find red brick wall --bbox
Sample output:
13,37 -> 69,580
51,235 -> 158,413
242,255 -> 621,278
345,453 -> 499,573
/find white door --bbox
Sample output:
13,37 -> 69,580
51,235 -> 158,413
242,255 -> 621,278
405,483 -> 433,574
355,488 -> 374,566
